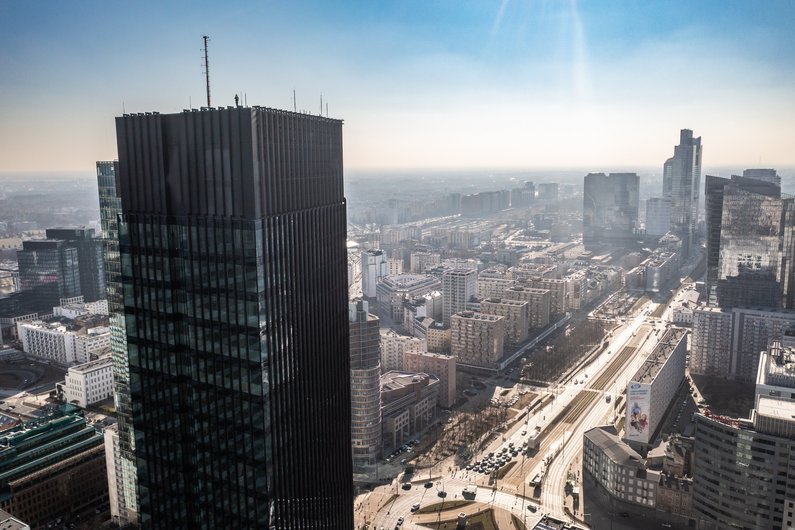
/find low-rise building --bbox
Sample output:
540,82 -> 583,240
380,371 -> 439,450
380,330 -> 425,372
16,320 -> 110,365
0,407 -> 107,528
583,425 -> 659,509
57,357 -> 114,408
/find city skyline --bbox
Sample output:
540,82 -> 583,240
1,1 -> 795,173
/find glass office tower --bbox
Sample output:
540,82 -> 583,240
116,107 -> 352,528
97,160 -> 138,524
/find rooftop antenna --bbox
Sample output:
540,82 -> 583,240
202,35 -> 211,107
293,89 -> 297,112
320,93 -> 323,116
326,101 -> 328,117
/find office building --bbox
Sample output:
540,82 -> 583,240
692,345 -> 795,529
624,327 -> 688,452
450,311 -> 505,368
582,172 -> 639,249
645,198 -> 672,237
704,173 -> 792,308
44,228 -> 106,303
731,307 -> 795,382
16,320 -> 110,365
16,240 -> 81,311
583,426 -> 659,509
404,350 -> 456,408
537,182 -> 559,201
116,107 -> 352,528
0,407 -> 107,528
380,371 -> 439,450
743,168 -> 781,187
96,160 -> 137,524
442,269 -> 478,325
57,356 -> 114,408
0,510 -> 28,530
663,129 -> 702,258
348,300 -> 382,468
361,249 -> 388,299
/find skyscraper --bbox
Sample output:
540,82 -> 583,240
645,197 -> 672,237
96,160 -> 138,524
582,172 -> 639,249
116,107 -> 352,528
348,300 -> 382,468
704,173 -> 793,308
663,129 -> 702,258
17,239 -> 81,311
45,228 -> 106,302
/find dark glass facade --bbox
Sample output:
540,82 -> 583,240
45,228 -> 106,303
582,172 -> 639,249
116,107 -> 352,528
17,239 -> 81,311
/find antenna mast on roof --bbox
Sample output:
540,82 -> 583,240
202,35 -> 211,107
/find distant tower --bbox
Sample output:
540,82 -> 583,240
663,129 -> 702,258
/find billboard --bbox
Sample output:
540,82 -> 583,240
625,381 -> 651,444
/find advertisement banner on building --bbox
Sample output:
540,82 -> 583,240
625,382 -> 651,444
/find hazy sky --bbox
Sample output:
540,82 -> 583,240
1,0 -> 794,173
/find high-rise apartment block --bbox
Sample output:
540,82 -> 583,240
115,107 -> 352,528
690,307 -> 733,377
404,350 -> 457,408
450,311 -> 505,368
349,300 -> 382,467
479,297 -> 529,345
476,268 -> 514,300
582,172 -> 639,249
502,286 -> 551,328
410,251 -> 441,274
663,129 -> 702,258
442,269 -> 478,325
361,249 -> 388,298
379,329 -> 426,372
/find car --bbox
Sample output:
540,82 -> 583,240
396,516 -> 404,525
411,503 -> 420,512
438,490 -> 447,498
620,512 -> 629,517
661,524 -> 672,528
424,481 -> 433,489
402,482 -> 411,490
527,504 -> 537,512
521,430 -> 527,436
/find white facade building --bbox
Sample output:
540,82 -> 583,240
361,249 -> 388,298
442,268 -> 478,326
380,330 -> 426,372
17,320 -> 111,365
60,357 -> 114,407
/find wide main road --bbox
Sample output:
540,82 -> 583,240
540,318 -> 665,520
